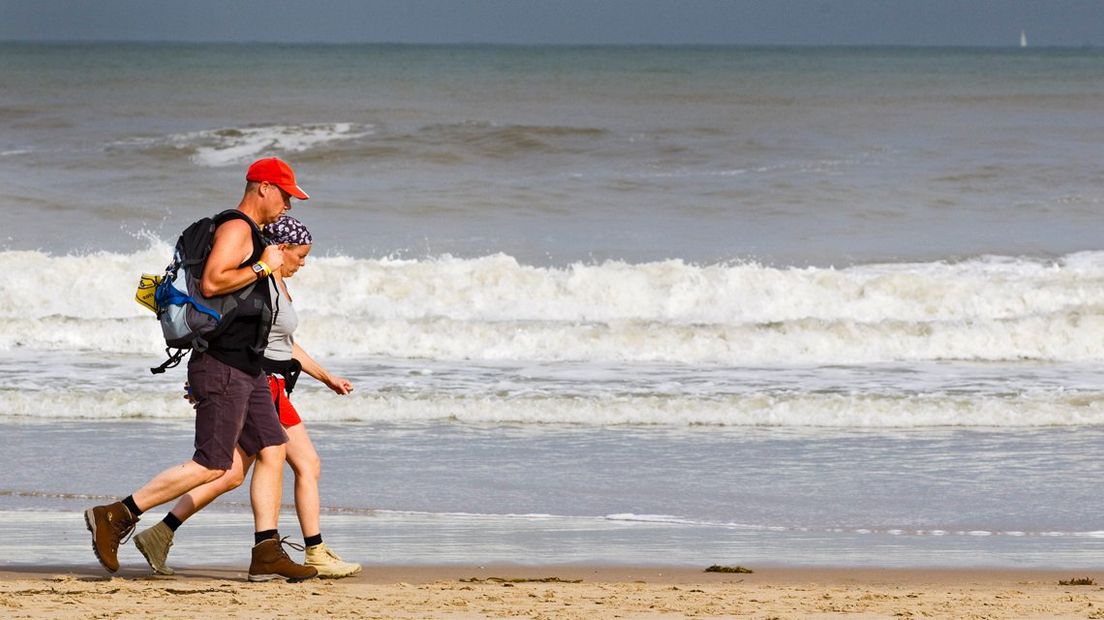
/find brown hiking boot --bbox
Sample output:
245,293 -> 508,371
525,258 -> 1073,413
84,501 -> 138,573
248,536 -> 318,583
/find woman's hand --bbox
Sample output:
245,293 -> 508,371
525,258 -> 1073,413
183,381 -> 197,407
327,376 -> 353,395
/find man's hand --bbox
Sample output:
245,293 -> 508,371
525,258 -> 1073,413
183,381 -> 197,407
259,243 -> 285,275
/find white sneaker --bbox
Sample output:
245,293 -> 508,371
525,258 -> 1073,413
304,542 -> 361,578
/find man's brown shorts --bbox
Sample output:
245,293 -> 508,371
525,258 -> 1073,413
188,352 -> 288,470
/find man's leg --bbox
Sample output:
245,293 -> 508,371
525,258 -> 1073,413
238,371 -> 316,582
86,352 -> 250,574
131,461 -> 227,513
239,372 -> 288,537
172,448 -> 256,520
250,443 -> 286,532
134,447 -> 256,575
85,460 -> 224,573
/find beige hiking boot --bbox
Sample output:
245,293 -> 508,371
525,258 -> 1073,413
305,542 -> 362,578
134,521 -> 176,576
84,501 -> 138,573
248,536 -> 318,583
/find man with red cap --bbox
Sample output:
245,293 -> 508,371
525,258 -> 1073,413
85,157 -> 317,582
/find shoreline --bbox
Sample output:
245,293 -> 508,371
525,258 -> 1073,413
3,564 -> 1102,618
3,563 -> 1101,584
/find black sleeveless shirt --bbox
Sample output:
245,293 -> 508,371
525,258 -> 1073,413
206,213 -> 272,376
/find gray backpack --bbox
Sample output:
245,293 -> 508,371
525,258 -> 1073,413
151,210 -> 271,373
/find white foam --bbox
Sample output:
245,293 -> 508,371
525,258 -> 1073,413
7,309 -> 1104,365
287,311 -> 1104,364
603,513 -> 757,528
0,244 -> 172,320
6,249 -> 1104,363
167,123 -> 373,167
3,389 -> 1103,427
289,252 -> 1104,326
0,390 -> 189,420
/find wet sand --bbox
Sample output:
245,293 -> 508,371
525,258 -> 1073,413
1,564 -> 1102,618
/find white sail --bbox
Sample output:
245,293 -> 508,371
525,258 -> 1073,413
1020,30 -> 1027,47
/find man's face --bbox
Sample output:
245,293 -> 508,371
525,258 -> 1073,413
261,182 -> 292,225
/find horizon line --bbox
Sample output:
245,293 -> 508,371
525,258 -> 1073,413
0,39 -> 1099,49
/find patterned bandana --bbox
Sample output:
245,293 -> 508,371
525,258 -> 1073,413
262,215 -> 313,246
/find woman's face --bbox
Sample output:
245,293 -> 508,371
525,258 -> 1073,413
279,244 -> 311,278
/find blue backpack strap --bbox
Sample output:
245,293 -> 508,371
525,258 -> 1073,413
153,278 -> 221,322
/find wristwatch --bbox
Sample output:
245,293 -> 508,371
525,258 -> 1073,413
252,261 -> 271,278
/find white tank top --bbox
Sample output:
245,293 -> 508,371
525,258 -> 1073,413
265,278 -> 298,361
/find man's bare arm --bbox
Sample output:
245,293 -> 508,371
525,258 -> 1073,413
201,219 -> 265,297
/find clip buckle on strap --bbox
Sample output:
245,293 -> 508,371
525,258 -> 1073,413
150,349 -> 187,375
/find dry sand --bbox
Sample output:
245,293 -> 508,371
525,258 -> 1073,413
1,565 -> 1102,619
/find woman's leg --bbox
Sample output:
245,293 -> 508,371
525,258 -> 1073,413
283,422 -> 322,539
283,421 -> 361,578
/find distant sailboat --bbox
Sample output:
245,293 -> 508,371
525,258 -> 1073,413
1020,30 -> 1027,48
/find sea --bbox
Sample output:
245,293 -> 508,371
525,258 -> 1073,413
2,43 -> 1104,571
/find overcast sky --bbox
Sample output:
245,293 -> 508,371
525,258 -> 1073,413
1,1 -> 1101,47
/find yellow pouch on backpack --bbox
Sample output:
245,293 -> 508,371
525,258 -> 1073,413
135,273 -> 163,313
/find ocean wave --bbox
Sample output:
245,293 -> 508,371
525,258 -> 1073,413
114,122 -> 374,167
109,121 -> 610,167
2,389 -> 1103,427
4,248 -> 1104,363
600,514 -> 1104,538
292,121 -> 613,164
5,307 -> 1104,364
403,122 -> 609,159
3,499 -> 1097,539
14,247 -> 1099,325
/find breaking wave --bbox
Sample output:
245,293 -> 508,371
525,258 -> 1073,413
4,248 -> 1104,364
3,388 -> 1104,427
113,122 -> 374,166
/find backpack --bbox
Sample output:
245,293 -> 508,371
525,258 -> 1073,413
149,210 -> 272,374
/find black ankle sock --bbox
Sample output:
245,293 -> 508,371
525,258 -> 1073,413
122,495 -> 143,517
304,533 -> 323,547
254,529 -> 278,545
162,513 -> 183,532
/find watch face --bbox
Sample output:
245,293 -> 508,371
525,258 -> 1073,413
252,263 -> 264,274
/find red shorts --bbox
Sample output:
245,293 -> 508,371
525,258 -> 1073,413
267,375 -> 302,427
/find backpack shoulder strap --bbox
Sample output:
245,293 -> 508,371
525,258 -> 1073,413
173,211 -> 260,273
212,210 -> 267,258
213,209 -> 262,235
175,216 -> 217,269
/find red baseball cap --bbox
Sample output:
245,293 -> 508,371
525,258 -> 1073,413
246,157 -> 310,200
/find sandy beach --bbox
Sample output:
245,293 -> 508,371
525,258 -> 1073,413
2,565 -> 1102,619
